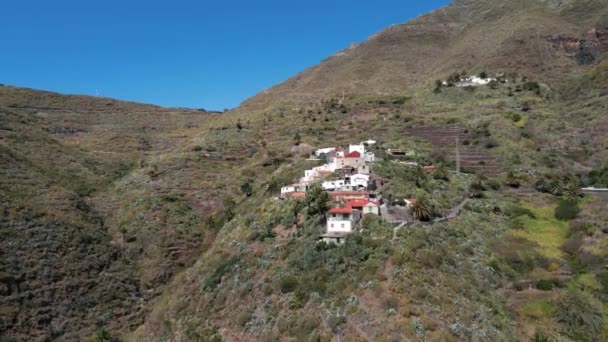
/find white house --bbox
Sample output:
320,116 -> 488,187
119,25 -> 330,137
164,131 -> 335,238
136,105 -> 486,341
347,173 -> 370,189
361,139 -> 377,146
364,152 -> 375,163
455,75 -> 497,87
347,199 -> 380,216
281,183 -> 309,197
322,179 -> 347,191
301,164 -> 335,183
314,147 -> 336,157
326,206 -> 362,234
335,151 -> 365,169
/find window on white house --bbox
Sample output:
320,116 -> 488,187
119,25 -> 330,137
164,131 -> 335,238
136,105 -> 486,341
330,223 -> 334,228
341,223 -> 345,228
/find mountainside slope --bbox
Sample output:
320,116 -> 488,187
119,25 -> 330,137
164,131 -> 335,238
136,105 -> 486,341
2,0 -> 608,341
239,0 -> 608,112
0,87 -> 226,340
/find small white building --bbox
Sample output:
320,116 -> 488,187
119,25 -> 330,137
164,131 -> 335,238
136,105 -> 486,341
347,174 -> 370,189
361,139 -> 377,146
364,152 -> 375,163
326,206 -> 362,234
314,147 -> 336,157
281,183 -> 309,197
322,179 -> 347,191
455,75 -> 497,87
301,164 -> 336,183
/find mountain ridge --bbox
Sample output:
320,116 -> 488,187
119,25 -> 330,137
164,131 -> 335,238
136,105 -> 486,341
237,0 -> 607,112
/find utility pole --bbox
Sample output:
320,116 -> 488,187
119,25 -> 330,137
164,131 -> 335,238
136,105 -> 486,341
456,136 -> 460,174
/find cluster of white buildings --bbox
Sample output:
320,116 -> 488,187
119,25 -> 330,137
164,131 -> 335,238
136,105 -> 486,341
281,141 -> 377,197
443,75 -> 497,87
280,140 -> 384,244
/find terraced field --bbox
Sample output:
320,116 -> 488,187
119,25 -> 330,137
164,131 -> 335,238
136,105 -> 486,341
405,126 -> 504,176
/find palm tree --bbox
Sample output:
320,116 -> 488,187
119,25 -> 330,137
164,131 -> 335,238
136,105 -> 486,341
433,164 -> 449,181
411,166 -> 428,188
411,197 -> 433,221
291,199 -> 304,227
563,182 -> 582,203
549,180 -> 564,196
240,180 -> 253,197
266,179 -> 281,195
470,175 -> 486,198
305,183 -> 330,217
92,330 -> 113,342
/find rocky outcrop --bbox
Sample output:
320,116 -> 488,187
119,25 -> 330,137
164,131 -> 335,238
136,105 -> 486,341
548,27 -> 608,64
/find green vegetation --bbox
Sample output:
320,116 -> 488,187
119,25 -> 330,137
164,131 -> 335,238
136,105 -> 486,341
511,203 -> 570,259
555,200 -> 580,221
521,299 -> 555,319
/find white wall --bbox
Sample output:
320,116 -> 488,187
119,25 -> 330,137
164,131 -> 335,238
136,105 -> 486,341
349,144 -> 365,155
364,152 -> 375,163
362,205 -> 379,215
327,220 -> 354,233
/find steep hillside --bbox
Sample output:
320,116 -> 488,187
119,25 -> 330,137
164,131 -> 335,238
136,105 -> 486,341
0,87 -> 227,340
2,0 -> 608,341
239,0 -> 608,112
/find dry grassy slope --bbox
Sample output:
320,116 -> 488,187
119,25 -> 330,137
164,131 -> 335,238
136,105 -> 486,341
0,87 -> 229,341
238,0 -> 608,112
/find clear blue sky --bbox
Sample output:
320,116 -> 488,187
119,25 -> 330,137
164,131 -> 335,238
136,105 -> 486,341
1,0 -> 452,110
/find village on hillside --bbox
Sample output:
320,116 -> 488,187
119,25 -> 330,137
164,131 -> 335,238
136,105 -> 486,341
279,140 -> 432,244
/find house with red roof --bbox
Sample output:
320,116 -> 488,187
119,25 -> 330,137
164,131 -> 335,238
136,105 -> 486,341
347,199 -> 380,216
326,206 -> 360,233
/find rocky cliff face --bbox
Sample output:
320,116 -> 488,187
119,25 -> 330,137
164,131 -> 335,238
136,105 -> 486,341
548,27 -> 608,64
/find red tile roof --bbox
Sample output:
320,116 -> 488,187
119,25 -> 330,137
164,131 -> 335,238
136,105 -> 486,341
328,207 -> 353,214
335,151 -> 361,159
347,199 -> 379,208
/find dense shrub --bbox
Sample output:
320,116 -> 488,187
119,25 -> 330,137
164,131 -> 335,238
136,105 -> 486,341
556,290 -> 605,341
523,81 -> 541,92
554,200 -> 580,221
569,220 -> 597,237
588,164 -> 608,187
484,139 -> 498,149
279,275 -> 299,293
289,289 -> 309,309
92,330 -> 113,342
536,279 -> 555,291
